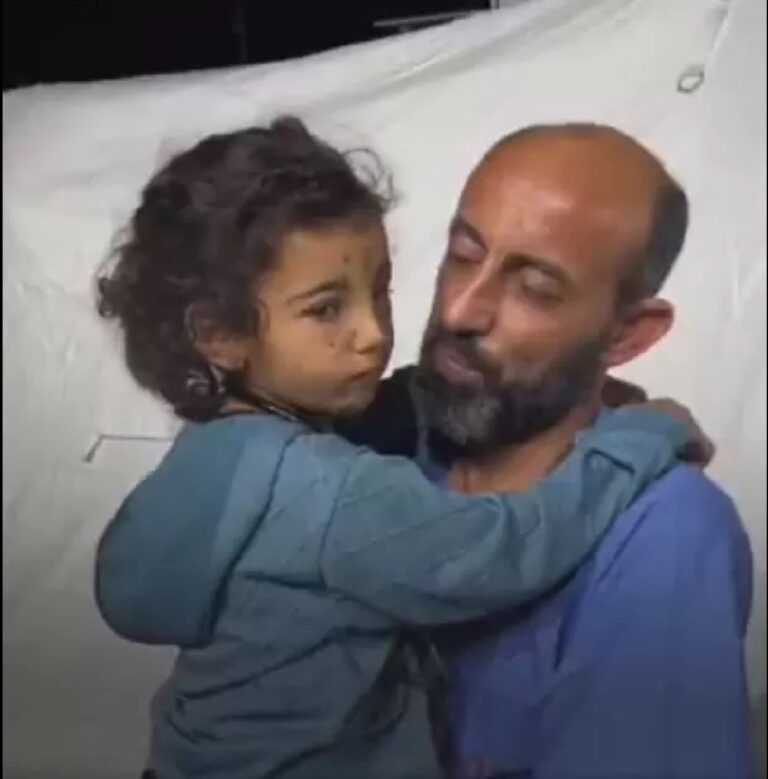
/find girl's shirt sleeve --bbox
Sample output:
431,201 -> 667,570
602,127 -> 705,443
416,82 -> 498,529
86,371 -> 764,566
320,408 -> 688,624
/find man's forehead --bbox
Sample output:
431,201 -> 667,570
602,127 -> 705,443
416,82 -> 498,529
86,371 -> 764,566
482,125 -> 666,177
456,130 -> 665,265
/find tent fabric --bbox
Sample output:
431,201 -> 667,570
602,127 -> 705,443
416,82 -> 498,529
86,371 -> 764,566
3,0 -> 765,776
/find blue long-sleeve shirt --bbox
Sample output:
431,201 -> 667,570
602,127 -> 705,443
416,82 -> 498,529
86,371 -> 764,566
96,409 -> 689,779
433,463 -> 754,779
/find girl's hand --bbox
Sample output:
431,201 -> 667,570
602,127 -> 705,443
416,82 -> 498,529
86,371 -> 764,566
635,398 -> 715,468
602,375 -> 647,407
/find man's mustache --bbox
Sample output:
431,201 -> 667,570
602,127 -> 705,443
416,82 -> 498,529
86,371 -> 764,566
422,328 -> 501,386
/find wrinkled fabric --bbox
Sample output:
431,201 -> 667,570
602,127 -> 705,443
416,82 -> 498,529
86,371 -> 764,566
437,465 -> 754,779
97,410 -> 685,777
4,1 -> 765,775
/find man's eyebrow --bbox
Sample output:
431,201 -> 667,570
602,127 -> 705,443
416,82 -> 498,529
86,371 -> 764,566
288,277 -> 348,304
506,253 -> 571,286
449,215 -> 487,250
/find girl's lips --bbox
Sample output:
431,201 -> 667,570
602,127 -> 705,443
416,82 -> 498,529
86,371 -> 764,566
349,365 -> 383,382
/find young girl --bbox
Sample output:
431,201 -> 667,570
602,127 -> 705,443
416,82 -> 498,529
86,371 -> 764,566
95,117 -> 694,779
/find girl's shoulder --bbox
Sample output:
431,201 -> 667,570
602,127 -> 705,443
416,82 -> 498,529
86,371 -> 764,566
95,415 -> 368,647
175,413 -> 303,450
171,413 -> 365,490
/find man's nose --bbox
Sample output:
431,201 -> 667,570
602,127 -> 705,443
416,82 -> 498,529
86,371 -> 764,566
442,271 -> 499,335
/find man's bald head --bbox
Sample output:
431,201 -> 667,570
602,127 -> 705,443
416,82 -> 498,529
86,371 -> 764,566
479,123 -> 689,306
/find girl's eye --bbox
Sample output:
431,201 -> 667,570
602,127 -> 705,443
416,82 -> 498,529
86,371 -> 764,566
305,299 -> 343,322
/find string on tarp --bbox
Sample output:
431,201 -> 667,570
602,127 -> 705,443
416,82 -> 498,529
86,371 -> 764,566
83,433 -> 173,464
677,0 -> 734,95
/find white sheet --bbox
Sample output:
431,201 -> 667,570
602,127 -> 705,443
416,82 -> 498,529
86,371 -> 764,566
4,1 -> 766,776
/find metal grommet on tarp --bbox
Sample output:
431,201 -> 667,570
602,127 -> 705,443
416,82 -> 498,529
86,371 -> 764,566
677,64 -> 706,94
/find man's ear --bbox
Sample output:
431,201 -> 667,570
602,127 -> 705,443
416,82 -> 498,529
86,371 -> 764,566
604,298 -> 674,368
186,303 -> 249,372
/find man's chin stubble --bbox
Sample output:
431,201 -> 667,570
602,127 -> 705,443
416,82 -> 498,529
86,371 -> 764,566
413,363 -> 597,457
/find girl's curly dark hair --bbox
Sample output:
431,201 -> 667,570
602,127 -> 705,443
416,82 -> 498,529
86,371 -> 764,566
97,116 -> 392,421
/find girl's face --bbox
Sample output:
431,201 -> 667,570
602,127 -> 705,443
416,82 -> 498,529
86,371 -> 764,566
240,220 -> 393,418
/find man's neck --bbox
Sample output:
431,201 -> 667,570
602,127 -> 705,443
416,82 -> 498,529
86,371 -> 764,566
448,396 -> 600,494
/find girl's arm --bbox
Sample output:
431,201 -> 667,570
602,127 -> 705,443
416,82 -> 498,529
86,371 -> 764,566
321,407 -> 689,624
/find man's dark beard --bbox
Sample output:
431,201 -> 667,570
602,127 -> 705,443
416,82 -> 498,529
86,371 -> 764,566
413,326 -> 608,459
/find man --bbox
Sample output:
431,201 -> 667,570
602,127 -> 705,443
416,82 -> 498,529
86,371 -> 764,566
344,124 -> 753,778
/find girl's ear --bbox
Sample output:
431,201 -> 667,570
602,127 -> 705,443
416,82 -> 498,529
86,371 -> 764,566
186,303 -> 249,372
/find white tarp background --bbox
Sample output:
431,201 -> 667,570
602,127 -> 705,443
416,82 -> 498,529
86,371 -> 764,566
3,0 -> 766,776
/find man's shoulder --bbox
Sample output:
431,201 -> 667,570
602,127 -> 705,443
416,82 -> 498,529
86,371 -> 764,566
578,465 -> 753,635
597,464 -> 750,570
639,463 -> 735,508
634,465 -> 742,530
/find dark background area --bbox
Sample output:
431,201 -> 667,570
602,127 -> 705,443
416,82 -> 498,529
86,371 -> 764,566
3,1 -> 492,91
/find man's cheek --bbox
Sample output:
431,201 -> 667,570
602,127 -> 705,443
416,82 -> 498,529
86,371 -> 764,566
494,341 -> 559,385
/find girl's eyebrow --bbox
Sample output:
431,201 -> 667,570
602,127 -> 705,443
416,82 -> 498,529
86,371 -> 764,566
288,277 -> 348,304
